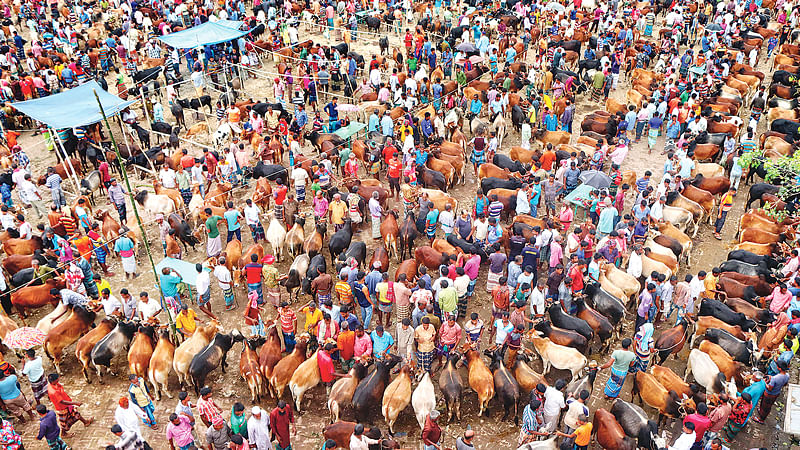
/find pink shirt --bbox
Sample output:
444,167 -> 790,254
767,286 -> 793,313
549,241 -> 564,268
439,322 -> 462,345
354,333 -> 372,358
463,255 -> 481,280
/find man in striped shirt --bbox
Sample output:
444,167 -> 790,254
334,273 -> 354,309
714,188 -> 736,240
277,302 -> 297,352
635,171 -> 651,196
44,168 -> 65,208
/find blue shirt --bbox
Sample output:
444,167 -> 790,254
370,331 -> 394,358
324,102 -> 338,120
420,119 -> 434,137
0,375 -> 21,400
365,270 -> 382,296
381,116 -> 394,136
415,148 -> 429,166
504,47 -> 517,63
469,99 -> 483,114
368,113 -> 380,133
598,207 -> 618,234
224,209 -> 241,231
160,273 -> 182,298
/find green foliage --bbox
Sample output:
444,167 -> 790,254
738,149 -> 800,200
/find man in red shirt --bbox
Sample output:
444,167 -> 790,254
46,373 -> 93,435
317,343 -> 348,392
273,178 -> 288,222
277,301 -> 297,352
244,253 -> 263,307
683,403 -> 712,447
404,30 -> 413,55
387,152 -> 402,200
270,401 -> 296,449
568,260 -> 585,295
202,149 -> 217,182
180,149 -> 195,169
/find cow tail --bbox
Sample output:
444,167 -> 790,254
43,339 -> 53,361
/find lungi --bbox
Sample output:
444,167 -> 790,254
396,303 -> 410,322
275,203 -> 284,220
457,295 -> 469,318
4,394 -> 31,417
758,391 -> 779,420
437,342 -> 455,358
180,188 -> 192,205
604,366 -> 628,398
248,283 -> 264,305
266,286 -> 281,307
426,222 -> 437,238
207,235 -> 222,257
591,86 -> 603,102
467,278 -> 477,297
249,223 -> 265,242
318,293 -> 331,304
223,286 -> 235,307
47,437 -> 69,450
121,255 -> 136,274
486,270 -> 502,293
296,185 -> 306,201
417,350 -> 434,373
57,406 -> 80,430
647,128 -> 659,150
372,219 -> 381,238
30,376 -> 48,400
645,24 -> 653,36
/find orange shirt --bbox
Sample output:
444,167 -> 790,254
47,383 -> 72,411
228,108 -> 241,123
72,235 -> 93,259
540,151 -> 556,171
337,330 -> 355,360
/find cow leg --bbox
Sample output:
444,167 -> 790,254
81,362 -> 91,383
683,356 -> 692,381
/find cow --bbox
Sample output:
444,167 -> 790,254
573,298 -> 613,352
412,372 -> 436,430
699,299 -> 757,331
654,322 -> 690,365
690,316 -> 746,348
529,335 -> 586,382
684,349 -> 727,395
189,330 -> 244,394
173,320 -> 220,387
90,320 -> 139,380
269,335 -> 310,399
532,319 -> 588,354
631,370 -> 689,425
75,317 -> 116,383
381,363 -> 413,433
127,324 -> 157,386
611,399 -> 666,450
460,343 -> 495,416
352,354 -> 402,423
148,329 -> 175,400
547,304 -> 593,341
439,354 -> 463,423
328,363 -> 369,423
43,305 -> 97,374
594,408 -> 637,450
322,422 -> 387,449
289,349 -> 322,411
704,328 -> 761,364
485,349 -> 520,424
11,278 -> 65,320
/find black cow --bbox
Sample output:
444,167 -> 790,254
446,234 -> 488,263
480,177 -> 523,194
132,66 -> 163,84
416,166 -> 448,191
727,250 -> 781,270
170,103 -> 185,129
718,260 -> 771,278
365,16 -> 381,33
168,213 -> 199,250
771,118 -> 800,137
698,299 -> 757,331
547,304 -> 593,341
746,183 -> 781,210
704,328 -> 756,364
251,162 -> 289,181
151,121 -> 173,136
188,330 -> 244,394
492,154 -> 528,174
328,221 -> 353,265
510,105 -> 524,133
611,399 -> 663,450
90,320 -> 139,379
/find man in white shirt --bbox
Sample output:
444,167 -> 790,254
291,165 -> 309,202
668,422 -> 696,450
195,263 -> 215,320
516,185 -> 530,216
627,245 -> 643,279
530,280 -> 546,317
137,292 -> 162,321
18,174 -> 47,218
542,380 -> 567,432
0,206 -> 15,229
439,204 -> 455,236
247,406 -> 272,450
115,397 -> 147,439
99,288 -> 123,317
159,166 -> 177,189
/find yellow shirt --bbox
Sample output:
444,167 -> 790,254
703,275 -> 717,299
95,279 -> 112,296
175,309 -> 198,333
574,423 -> 593,446
300,306 -> 323,334
414,324 -> 436,353
329,200 -> 347,225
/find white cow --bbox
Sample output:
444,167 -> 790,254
266,218 -> 287,262
530,335 -> 586,382
684,349 -> 726,394
412,372 -> 436,430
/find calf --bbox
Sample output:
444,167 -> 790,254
189,330 -> 244,394
269,336 -> 310,399
460,344 -> 494,416
439,354 -> 463,423
43,305 -> 97,374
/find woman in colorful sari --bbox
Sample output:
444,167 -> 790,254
721,392 -> 752,445
740,371 -> 766,424
600,338 -> 635,399
631,323 -> 654,373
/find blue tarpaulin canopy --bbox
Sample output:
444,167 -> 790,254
157,21 -> 249,49
10,80 -> 136,129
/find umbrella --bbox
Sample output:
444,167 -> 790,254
456,42 -> 478,53
545,2 -> 566,12
579,171 -> 612,189
705,23 -> 723,33
4,327 -> 46,349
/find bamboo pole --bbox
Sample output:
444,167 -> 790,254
92,89 -> 177,339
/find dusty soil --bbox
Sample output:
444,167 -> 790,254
5,14 -> 797,450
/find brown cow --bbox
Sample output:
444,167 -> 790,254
739,227 -> 790,244
691,175 -> 731,196
632,371 -> 692,425
698,340 -> 746,388
738,212 -> 793,235
269,335 -> 309,399
12,278 -> 65,320
681,184 -> 715,223
426,157 -> 455,188
532,130 -> 570,146
148,329 -> 175,400
651,365 -> 693,399
205,182 -> 232,208
732,242 -> 779,255
414,246 -> 449,270
394,259 -> 418,282
241,336 -> 265,402
44,304 -> 97,374
718,272 -> 773,296
128,324 -> 157,385
691,316 -> 746,348
509,146 -> 537,163
477,163 -> 512,180
259,322 -> 283,385
594,408 -> 637,450
75,317 -> 115,383
380,210 -> 399,260
461,342 -> 495,416
2,236 -> 44,256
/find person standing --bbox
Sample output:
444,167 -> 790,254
47,373 -> 93,436
0,370 -> 35,423
422,410 -> 442,450
243,254 -> 264,306
755,360 -> 789,424
247,406 -> 272,450
243,199 -> 265,243
214,257 -> 235,310
269,401 -> 296,450
45,167 -> 66,208
197,387 -> 223,427
195,263 -> 216,320
108,178 -> 128,224
166,412 -> 196,450
36,404 -> 68,450
22,348 -> 47,406
205,416 -> 231,450
542,380 -> 567,432
114,230 -> 138,280
128,375 -> 157,429
415,317 -> 437,374
205,209 -> 224,258
714,188 -> 736,240
601,338 -> 635,399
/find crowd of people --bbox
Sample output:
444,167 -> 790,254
0,0 -> 798,446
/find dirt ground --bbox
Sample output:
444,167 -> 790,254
4,15 -> 798,450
